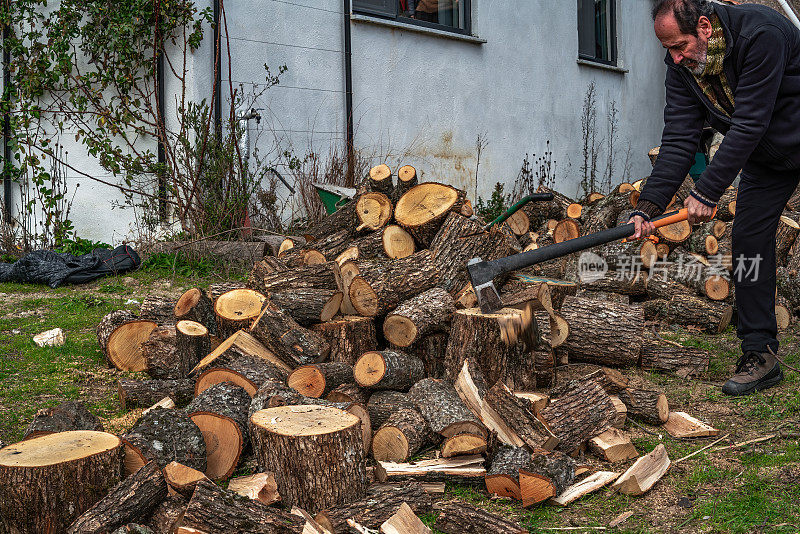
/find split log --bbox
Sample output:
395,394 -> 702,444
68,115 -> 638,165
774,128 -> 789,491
429,213 -> 516,294
118,378 -> 194,409
106,320 -> 159,372
485,445 -> 531,499
175,321 -> 210,376
326,383 -> 369,405
611,444 -> 671,495
616,388 -> 669,425
383,287 -> 454,347
182,478 -> 305,533
185,383 -> 250,480
311,316 -> 377,365
0,431 -> 123,534
368,164 -> 394,196
121,408 -> 206,475
195,354 -> 287,397
23,401 -> 103,440
382,224 -> 416,259
433,502 -> 526,534
441,432 -> 487,458
214,288 -> 267,339
249,261 -> 342,293
191,329 -> 291,376
639,338 -> 711,375
395,165 -> 418,199
250,301 -> 331,366
367,390 -> 417,428
140,295 -> 177,325
559,296 -> 644,367
519,449 -> 577,506
588,428 -> 638,462
251,405 -> 367,512
354,350 -> 426,391
372,408 -> 434,462
380,502 -> 430,534
356,193 -> 393,232
643,296 -> 733,334
409,378 -> 486,438
288,362 -> 354,398
349,250 -> 442,317
550,471 -> 620,506
67,461 -> 167,534
608,395 -> 627,428
375,455 -> 485,486
540,379 -> 616,452
175,288 -> 216,335
148,495 -> 187,534
142,326 -> 179,379
315,482 -> 432,534
97,310 -> 138,362
227,472 -> 280,505
484,381 -> 559,450
514,392 -> 549,414
163,461 -> 209,498
395,183 -> 465,247
664,412 -> 720,438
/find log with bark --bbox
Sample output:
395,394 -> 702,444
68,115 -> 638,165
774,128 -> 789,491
118,378 -> 195,409
395,183 -> 466,247
382,224 -> 416,259
643,296 -> 733,334
639,338 -> 711,375
175,321 -> 210,377
305,198 -> 358,241
104,319 -> 159,372
142,325 -> 179,379
366,390 -> 418,428
616,388 -> 669,425
666,262 -> 730,301
67,461 -> 167,534
195,353 -> 287,397
23,400 -> 104,440
140,295 -> 178,325
540,378 -> 616,453
185,382 -> 251,480
97,310 -> 138,363
249,301 -> 331,366
208,281 -> 248,300
396,331 -> 449,380
374,455 -> 486,486
581,191 -> 632,234
409,378 -> 486,438
716,187 -> 737,221
248,261 -> 342,293
519,449 -> 577,506
485,445 -> 531,499
596,239 -> 658,270
250,405 -> 367,513
0,431 -> 123,534
121,407 -> 207,475
579,269 -> 648,295
394,165 -> 418,200
326,383 -> 370,405
175,288 -> 217,335
383,287 -> 454,347
148,495 -> 187,534
354,350 -> 426,391
433,502 -> 526,534
287,361 -> 355,398
368,164 -> 394,196
214,288 -> 267,339
311,315 -> 377,365
372,407 -> 435,463
484,381 -> 559,450
776,214 -> 800,266
192,329 -> 291,377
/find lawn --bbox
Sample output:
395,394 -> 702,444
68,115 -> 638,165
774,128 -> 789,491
0,265 -> 798,533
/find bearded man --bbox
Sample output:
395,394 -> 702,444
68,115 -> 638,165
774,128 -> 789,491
629,0 -> 800,395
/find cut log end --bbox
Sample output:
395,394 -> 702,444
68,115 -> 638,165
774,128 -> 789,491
383,315 -> 417,348
354,351 -> 389,387
383,225 -> 416,259
107,321 -> 159,372
288,366 -> 326,398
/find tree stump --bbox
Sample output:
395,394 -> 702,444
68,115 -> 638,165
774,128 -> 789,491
23,401 -> 103,440
354,350 -> 426,391
250,405 -> 367,513
67,461 -> 167,534
186,383 -> 250,480
372,408 -> 433,462
121,407 -> 206,476
175,288 -> 217,335
288,362 -> 355,398
250,301 -> 331,366
118,378 -> 194,409
383,288 -> 454,347
395,183 -> 464,247
366,390 -> 417,428
0,431 -> 123,534
311,316 -> 377,365
270,288 -> 343,325
214,288 -> 267,339
484,445 -> 532,499
195,353 -> 287,397
409,379 -> 486,438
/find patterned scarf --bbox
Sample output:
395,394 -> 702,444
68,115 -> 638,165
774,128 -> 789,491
689,13 -> 735,117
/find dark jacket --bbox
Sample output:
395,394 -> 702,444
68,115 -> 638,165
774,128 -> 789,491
638,3 -> 800,214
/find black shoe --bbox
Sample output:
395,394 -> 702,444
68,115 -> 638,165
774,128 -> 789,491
721,350 -> 783,396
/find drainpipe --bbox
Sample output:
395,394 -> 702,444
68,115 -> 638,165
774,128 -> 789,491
343,0 -> 355,187
213,0 -> 222,138
2,22 -> 11,217
776,0 -> 800,30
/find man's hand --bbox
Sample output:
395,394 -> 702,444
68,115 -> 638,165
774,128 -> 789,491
684,195 -> 715,225
628,215 -> 656,239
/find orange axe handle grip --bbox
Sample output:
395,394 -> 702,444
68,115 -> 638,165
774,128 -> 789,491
649,207 -> 717,229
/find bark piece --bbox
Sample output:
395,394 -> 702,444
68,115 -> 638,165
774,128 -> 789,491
383,287 -> 455,347
227,472 -> 280,505
588,427 -> 639,462
250,301 -> 331,366
367,390 -> 417,428
395,183 -> 464,247
67,461 -> 167,534
550,471 -> 620,506
643,296 -> 733,334
519,449 -> 577,506
251,405 -> 367,513
214,288 -> 267,339
23,400 -> 103,440
271,288 -> 343,326
164,461 -> 210,498
195,353 -> 286,397
639,338 -> 711,375
311,316 -> 377,365
140,295 -> 177,325
485,445 -> 531,499
182,478 -> 305,533
118,378 -> 194,409
409,378 -> 486,438
288,362 -> 355,398
185,382 -> 251,480
175,288 -> 216,335
617,388 -> 670,425
663,412 -> 720,438
122,408 -> 206,476
611,444 -> 671,495
0,431 -> 123,534
355,350 -> 426,391
315,482 -> 432,534
484,381 -> 559,450
433,502 -> 526,534
540,379 -> 616,452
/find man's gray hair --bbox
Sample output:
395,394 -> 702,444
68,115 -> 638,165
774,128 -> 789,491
652,0 -> 715,36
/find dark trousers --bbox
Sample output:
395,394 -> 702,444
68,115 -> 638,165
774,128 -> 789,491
732,168 -> 800,354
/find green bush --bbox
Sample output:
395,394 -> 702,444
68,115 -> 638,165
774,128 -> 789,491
475,182 -> 510,222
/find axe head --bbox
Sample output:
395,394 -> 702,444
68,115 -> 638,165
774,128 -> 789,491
467,257 -> 504,313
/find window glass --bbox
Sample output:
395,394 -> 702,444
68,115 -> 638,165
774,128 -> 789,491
578,0 -> 617,64
354,0 -> 469,32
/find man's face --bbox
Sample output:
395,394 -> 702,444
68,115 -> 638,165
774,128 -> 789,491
655,13 -> 713,75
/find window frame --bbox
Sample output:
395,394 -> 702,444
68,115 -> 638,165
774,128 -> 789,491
577,0 -> 618,67
352,0 -> 473,37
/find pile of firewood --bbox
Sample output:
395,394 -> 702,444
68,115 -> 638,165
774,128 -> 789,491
0,159 -> 765,533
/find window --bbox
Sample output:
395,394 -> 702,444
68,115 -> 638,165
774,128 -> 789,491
578,0 -> 617,65
353,0 -> 471,34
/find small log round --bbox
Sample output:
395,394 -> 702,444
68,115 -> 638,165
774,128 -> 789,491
505,209 -> 531,236
382,224 -> 416,259
288,362 -> 355,398
552,218 -> 581,243
485,445 -> 532,499
396,165 -> 418,198
175,288 -> 216,335
366,390 -> 417,429
0,431 -> 123,534
356,192 -> 393,232
23,401 -> 104,440
372,407 -> 432,462
311,315 -> 377,365
107,320 -> 159,372
175,320 -> 210,376
250,405 -> 367,513
617,388 -> 669,425
368,163 -> 394,196
354,350 -> 426,391
121,408 -> 206,476
214,289 -> 267,339
383,287 -> 455,347
656,219 -> 692,244
195,354 -> 287,397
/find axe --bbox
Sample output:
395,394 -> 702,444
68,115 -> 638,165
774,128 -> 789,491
467,208 -> 691,313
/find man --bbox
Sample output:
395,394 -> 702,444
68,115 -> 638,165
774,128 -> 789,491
630,0 -> 800,395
